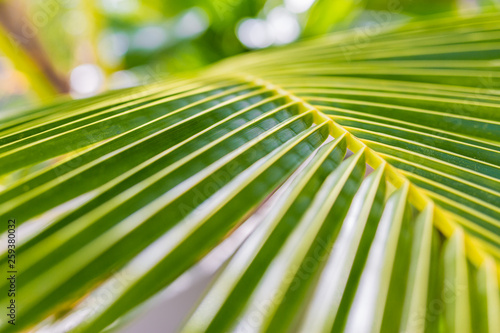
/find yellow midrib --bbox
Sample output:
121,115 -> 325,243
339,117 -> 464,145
240,71 -> 500,279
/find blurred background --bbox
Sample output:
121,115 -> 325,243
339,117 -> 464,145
0,0 -> 498,113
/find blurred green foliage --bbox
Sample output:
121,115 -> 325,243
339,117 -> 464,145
0,0 -> 498,110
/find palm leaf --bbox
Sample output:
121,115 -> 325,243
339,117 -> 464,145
1,10 -> 500,333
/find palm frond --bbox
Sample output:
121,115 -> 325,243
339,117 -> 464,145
1,10 -> 499,333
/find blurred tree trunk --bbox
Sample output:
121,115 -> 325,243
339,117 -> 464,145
0,0 -> 69,94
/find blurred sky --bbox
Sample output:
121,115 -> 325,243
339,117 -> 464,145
0,0 -> 496,112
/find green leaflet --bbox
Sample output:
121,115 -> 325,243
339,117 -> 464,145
299,164 -> 386,333
182,135 -> 349,333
